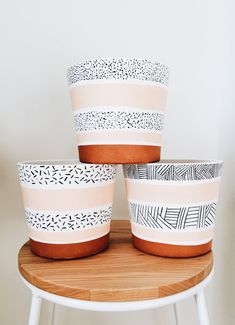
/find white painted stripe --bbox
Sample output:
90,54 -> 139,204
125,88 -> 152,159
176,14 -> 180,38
28,224 -> 110,244
73,106 -> 165,115
128,199 -> 218,208
77,139 -> 162,146
25,204 -> 112,216
20,179 -> 116,190
131,223 -> 215,233
69,79 -> 167,88
77,128 -> 162,135
132,231 -> 213,246
131,221 -> 214,246
124,176 -> 221,185
29,233 -> 110,244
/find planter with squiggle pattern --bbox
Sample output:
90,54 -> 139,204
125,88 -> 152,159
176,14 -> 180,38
123,160 -> 223,257
18,160 -> 117,259
67,58 -> 169,164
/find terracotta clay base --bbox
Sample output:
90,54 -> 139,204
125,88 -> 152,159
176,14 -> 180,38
132,235 -> 212,258
30,234 -> 109,259
78,145 -> 161,164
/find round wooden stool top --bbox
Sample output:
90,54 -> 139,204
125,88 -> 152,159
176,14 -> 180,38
18,220 -> 213,302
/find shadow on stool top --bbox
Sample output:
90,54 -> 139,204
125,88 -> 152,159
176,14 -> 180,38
18,220 -> 213,302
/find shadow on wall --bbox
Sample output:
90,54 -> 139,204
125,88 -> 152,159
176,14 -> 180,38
0,152 -> 31,325
210,147 -> 235,324
0,154 -> 24,220
112,166 -> 129,220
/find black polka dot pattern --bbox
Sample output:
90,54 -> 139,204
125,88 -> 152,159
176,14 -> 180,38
74,110 -> 164,132
26,207 -> 112,231
67,58 -> 169,86
18,164 -> 117,186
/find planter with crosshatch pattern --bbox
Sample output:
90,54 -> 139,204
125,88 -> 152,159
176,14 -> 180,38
123,160 -> 223,257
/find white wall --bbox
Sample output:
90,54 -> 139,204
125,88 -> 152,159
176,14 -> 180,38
0,0 -> 234,324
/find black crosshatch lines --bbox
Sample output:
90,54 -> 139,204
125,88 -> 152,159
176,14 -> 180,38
129,202 -> 216,230
124,163 -> 222,181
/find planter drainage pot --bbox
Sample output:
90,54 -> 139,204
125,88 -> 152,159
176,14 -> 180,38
67,58 -> 169,164
123,160 -> 223,257
18,161 -> 117,259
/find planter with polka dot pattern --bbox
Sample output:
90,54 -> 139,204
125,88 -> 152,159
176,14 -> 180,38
18,160 -> 117,259
67,58 -> 169,164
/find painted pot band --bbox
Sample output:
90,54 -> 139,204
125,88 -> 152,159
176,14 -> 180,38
21,182 -> 114,210
125,178 -> 220,205
74,110 -> 164,133
76,131 -> 162,146
67,58 -> 169,86
73,108 -> 164,146
131,222 -> 213,246
18,164 -> 116,187
29,223 -> 110,244
130,199 -> 216,246
129,202 -> 216,230
70,84 -> 167,112
26,205 -> 111,232
74,112 -> 164,146
123,163 -> 223,181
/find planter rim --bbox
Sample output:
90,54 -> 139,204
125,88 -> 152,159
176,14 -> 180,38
18,160 -> 116,168
67,57 -> 169,71
141,159 -> 223,166
67,57 -> 169,87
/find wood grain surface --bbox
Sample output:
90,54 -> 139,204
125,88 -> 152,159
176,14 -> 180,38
18,220 -> 213,302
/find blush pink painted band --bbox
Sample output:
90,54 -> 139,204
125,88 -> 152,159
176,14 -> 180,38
21,183 -> 114,211
77,131 -> 162,146
131,222 -> 213,246
70,84 -> 167,112
29,223 -> 110,244
126,179 -> 220,204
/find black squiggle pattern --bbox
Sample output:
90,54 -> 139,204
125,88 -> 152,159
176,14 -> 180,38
74,111 -> 164,132
123,163 -> 222,181
26,206 -> 112,231
67,58 -> 169,86
129,202 -> 216,230
18,164 -> 116,186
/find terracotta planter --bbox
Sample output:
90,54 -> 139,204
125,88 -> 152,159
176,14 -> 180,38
67,58 -> 169,164
18,161 -> 117,259
123,160 -> 223,257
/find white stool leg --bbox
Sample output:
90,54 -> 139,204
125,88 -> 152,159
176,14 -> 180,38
51,303 -> 56,325
28,294 -> 42,325
174,303 -> 181,325
195,291 -> 210,325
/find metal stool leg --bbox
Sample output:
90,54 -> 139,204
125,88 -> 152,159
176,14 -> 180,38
195,291 -> 210,325
174,303 -> 181,325
28,294 -> 42,325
